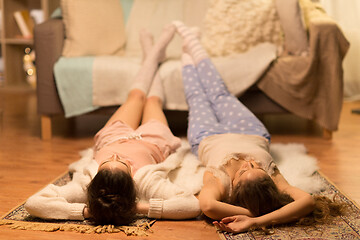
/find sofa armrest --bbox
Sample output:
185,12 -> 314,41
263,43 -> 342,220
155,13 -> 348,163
34,18 -> 65,115
258,13 -> 349,132
308,18 -> 349,59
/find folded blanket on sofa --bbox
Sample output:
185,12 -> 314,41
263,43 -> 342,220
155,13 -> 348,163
92,43 -> 277,110
54,43 -> 276,117
54,57 -> 99,117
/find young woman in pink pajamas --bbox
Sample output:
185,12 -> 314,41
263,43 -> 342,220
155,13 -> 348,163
86,25 -> 183,225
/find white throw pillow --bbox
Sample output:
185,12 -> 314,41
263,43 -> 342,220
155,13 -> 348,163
201,0 -> 284,57
61,0 -> 126,57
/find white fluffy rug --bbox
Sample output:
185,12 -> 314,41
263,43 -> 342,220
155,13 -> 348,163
165,141 -> 325,195
78,141 -> 325,196
269,143 -> 325,193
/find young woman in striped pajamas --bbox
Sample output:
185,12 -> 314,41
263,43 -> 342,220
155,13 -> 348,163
173,21 -> 315,233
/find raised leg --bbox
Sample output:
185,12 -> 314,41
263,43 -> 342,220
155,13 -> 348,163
104,89 -> 146,129
130,24 -> 176,94
141,96 -> 168,126
182,59 -> 219,155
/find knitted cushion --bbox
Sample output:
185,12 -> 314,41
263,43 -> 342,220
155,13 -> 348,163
201,0 -> 284,57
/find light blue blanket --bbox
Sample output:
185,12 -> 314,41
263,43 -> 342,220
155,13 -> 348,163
54,57 -> 98,117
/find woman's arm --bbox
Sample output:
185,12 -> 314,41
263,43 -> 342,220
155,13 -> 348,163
254,190 -> 314,226
24,181 -> 88,220
137,179 -> 202,219
148,195 -> 201,219
252,169 -> 315,225
215,169 -> 315,233
134,159 -> 202,219
199,171 -> 252,220
216,191 -> 314,233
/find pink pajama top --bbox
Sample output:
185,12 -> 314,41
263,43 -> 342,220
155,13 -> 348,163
94,119 -> 181,174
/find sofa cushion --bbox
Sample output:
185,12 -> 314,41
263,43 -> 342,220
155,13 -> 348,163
275,0 -> 308,55
61,0 -> 126,57
201,0 -> 283,57
125,0 -> 209,59
92,56 -> 141,107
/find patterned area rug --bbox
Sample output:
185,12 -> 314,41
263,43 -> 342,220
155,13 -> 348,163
0,172 -> 155,236
1,164 -> 359,238
218,172 -> 360,240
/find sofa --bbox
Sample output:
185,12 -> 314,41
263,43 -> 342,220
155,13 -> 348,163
35,0 -> 349,140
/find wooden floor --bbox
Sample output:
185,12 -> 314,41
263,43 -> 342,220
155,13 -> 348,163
0,89 -> 359,239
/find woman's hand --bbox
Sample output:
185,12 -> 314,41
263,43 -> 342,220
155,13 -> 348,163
213,215 -> 256,233
83,206 -> 92,219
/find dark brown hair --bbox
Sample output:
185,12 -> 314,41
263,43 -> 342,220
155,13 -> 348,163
87,168 -> 137,226
230,174 -> 294,217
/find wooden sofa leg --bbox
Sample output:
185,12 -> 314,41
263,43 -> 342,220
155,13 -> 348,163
322,128 -> 332,139
41,115 -> 52,140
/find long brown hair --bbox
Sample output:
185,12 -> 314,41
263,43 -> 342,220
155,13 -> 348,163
230,174 -> 348,224
230,174 -> 293,217
298,195 -> 348,225
87,168 -> 137,225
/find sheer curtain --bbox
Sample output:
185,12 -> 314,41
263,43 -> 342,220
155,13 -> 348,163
318,0 -> 360,101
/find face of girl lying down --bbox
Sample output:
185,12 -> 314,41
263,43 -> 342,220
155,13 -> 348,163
98,154 -> 132,175
231,161 -> 294,217
232,160 -> 266,187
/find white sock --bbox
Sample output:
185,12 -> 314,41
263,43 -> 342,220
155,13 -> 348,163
139,28 -> 154,62
147,70 -> 164,102
131,25 -> 176,94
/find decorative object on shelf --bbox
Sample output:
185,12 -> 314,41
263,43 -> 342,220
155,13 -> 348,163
1,0 -> 60,88
13,10 -> 34,39
23,48 -> 36,89
30,9 -> 45,24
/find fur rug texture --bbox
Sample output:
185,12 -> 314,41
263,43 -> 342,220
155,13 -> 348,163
167,140 -> 325,196
269,143 -> 325,193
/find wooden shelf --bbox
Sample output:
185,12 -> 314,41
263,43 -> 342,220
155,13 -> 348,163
4,37 -> 34,45
0,83 -> 35,92
0,0 -> 60,88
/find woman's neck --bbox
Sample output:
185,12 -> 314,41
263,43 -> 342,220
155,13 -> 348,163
224,158 -> 245,181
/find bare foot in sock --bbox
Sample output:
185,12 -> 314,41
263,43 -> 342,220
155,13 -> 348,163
181,53 -> 195,66
172,21 -> 208,64
130,25 -> 175,95
139,28 -> 154,61
150,24 -> 176,63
